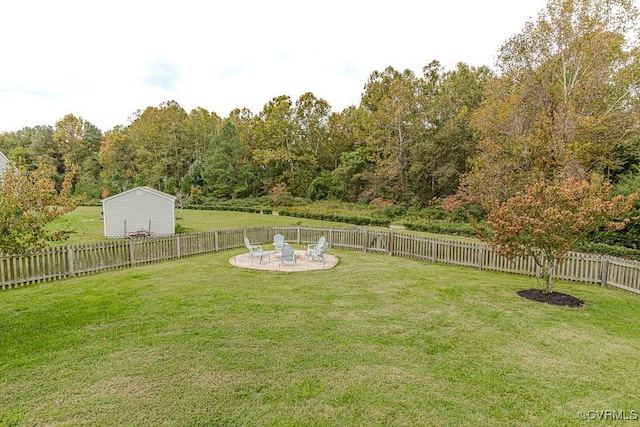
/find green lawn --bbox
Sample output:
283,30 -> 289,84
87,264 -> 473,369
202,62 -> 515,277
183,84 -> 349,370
50,206 -> 480,245
1,249 -> 639,426
49,206 -> 366,245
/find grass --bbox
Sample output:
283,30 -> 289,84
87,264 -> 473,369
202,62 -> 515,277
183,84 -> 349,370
1,249 -> 639,426
50,206 -> 479,245
48,206 -> 362,245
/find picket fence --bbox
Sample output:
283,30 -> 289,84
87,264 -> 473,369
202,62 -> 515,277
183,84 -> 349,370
2,226 -> 640,295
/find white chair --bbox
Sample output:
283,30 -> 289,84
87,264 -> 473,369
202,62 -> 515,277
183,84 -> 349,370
308,241 -> 329,263
306,236 -> 326,256
281,244 -> 296,266
273,234 -> 285,256
244,236 -> 270,264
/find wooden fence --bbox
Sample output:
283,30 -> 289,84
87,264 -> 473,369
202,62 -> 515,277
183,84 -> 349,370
2,226 -> 640,295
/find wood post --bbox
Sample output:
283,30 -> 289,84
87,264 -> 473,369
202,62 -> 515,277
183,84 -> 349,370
129,240 -> 135,266
601,258 -> 609,287
363,227 -> 368,253
67,247 -> 75,277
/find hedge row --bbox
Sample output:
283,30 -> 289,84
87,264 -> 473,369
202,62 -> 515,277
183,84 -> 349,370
187,204 -> 272,215
278,210 -> 390,227
401,220 -> 478,237
577,242 -> 640,261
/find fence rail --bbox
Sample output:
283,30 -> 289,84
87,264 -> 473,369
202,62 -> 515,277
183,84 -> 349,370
2,226 -> 640,295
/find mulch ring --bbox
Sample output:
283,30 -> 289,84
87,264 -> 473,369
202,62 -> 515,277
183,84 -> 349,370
517,289 -> 585,307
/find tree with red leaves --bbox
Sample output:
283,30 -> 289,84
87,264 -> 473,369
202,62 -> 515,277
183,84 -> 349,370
483,178 -> 635,294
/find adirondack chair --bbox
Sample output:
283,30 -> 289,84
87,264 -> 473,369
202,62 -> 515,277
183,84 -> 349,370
308,241 -> 329,263
244,236 -> 270,264
306,236 -> 326,256
281,244 -> 296,265
273,234 -> 285,256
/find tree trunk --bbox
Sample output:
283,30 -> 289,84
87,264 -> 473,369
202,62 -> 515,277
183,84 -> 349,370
544,260 -> 555,294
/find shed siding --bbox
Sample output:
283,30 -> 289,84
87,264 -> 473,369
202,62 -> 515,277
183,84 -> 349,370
102,188 -> 175,237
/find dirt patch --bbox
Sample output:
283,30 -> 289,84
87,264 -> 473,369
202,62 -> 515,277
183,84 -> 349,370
517,289 -> 585,307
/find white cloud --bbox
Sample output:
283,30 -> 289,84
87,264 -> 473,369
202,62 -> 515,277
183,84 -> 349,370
0,0 -> 555,132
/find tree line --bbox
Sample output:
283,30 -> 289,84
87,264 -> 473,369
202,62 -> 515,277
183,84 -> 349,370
0,61 -> 491,208
1,0 -> 639,218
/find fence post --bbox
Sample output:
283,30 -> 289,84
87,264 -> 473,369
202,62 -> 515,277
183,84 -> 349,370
601,258 -> 609,287
67,247 -> 75,277
297,227 -> 301,244
478,246 -> 484,270
1,256 -> 6,289
129,240 -> 135,266
430,240 -> 436,262
387,229 -> 394,256
214,231 -> 219,252
176,236 -> 181,259
363,227 -> 368,253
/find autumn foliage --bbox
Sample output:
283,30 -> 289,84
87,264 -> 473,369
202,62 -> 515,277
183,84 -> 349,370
483,178 -> 635,293
0,162 -> 77,254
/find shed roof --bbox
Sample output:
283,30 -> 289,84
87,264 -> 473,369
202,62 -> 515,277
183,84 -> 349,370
101,186 -> 176,203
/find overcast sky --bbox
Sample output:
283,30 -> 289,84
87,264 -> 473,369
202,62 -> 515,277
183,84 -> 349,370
0,0 -> 553,133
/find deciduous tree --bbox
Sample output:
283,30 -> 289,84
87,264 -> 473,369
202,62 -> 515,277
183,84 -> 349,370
409,62 -> 492,202
463,0 -> 640,207
253,95 -> 298,194
360,66 -> 426,202
484,178 -> 635,293
128,100 -> 190,190
187,107 -> 222,160
0,161 -> 77,254
54,114 -> 102,168
98,126 -> 140,194
203,122 -> 254,199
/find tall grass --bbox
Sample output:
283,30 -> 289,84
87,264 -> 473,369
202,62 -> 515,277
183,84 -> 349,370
1,249 -> 639,426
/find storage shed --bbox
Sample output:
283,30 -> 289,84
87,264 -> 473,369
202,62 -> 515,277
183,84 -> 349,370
0,150 -> 9,176
102,186 -> 176,238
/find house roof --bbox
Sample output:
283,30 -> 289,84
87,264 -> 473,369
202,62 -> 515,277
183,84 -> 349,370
101,186 -> 176,203
0,150 -> 8,162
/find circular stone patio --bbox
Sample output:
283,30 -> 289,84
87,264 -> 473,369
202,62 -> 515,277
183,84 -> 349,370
229,249 -> 338,272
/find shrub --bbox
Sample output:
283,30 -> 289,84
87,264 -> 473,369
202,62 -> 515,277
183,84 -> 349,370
308,172 -> 344,201
576,242 -> 640,260
175,223 -> 188,234
402,220 -> 477,237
